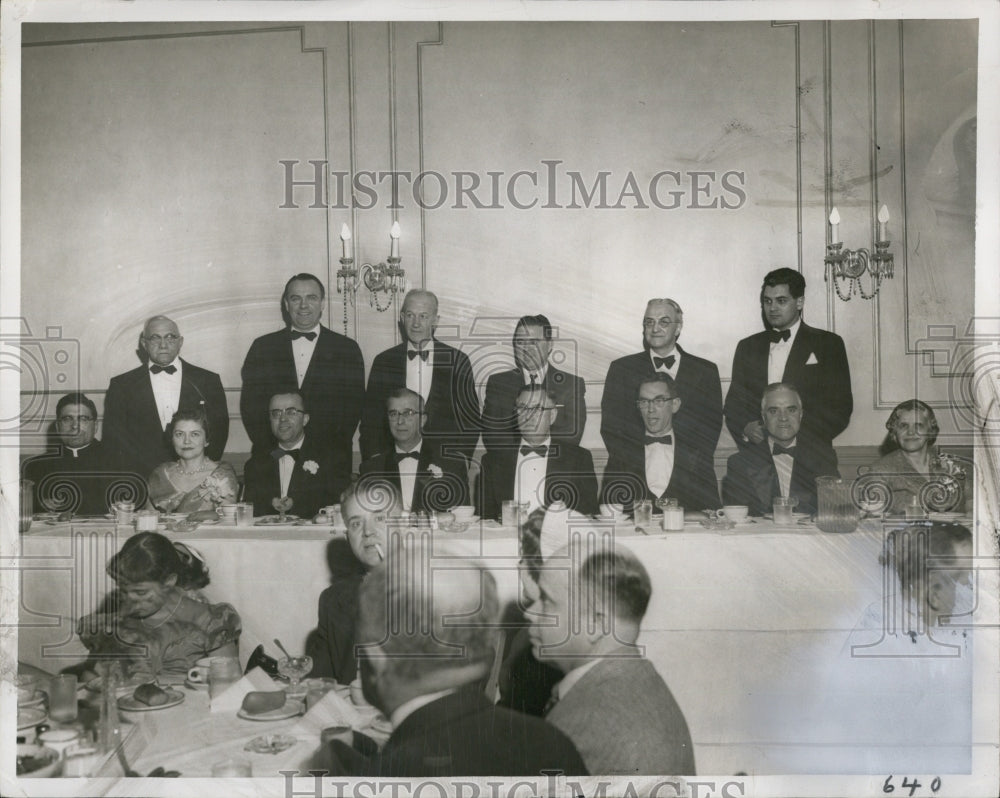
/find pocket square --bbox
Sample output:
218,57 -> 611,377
806,352 -> 819,365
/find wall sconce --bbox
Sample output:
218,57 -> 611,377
337,221 -> 406,318
824,205 -> 894,300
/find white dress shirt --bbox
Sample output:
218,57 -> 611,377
149,359 -> 182,430
767,318 -> 801,385
291,324 -> 321,388
277,434 -> 305,497
395,442 -> 422,512
644,431 -> 675,497
771,436 -> 797,498
515,436 -> 551,514
406,341 -> 434,402
648,348 -> 681,380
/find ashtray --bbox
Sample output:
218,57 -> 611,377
244,733 -> 298,754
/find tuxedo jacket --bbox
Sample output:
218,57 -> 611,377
600,346 -> 723,478
600,430 -> 721,513
481,366 -> 587,452
22,440 -> 141,515
359,339 -> 480,462
547,657 -> 695,776
476,441 -> 599,521
322,683 -> 587,777
242,433 -> 350,519
722,432 -> 840,516
239,326 -> 365,461
305,538 -> 366,684
102,359 -> 229,479
723,322 -> 853,447
358,442 -> 469,514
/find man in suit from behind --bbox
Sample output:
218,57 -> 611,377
102,315 -> 229,479
318,543 -> 587,777
601,298 -> 723,475
240,273 -> 365,465
601,373 -> 721,515
723,383 -> 839,516
481,313 -> 586,452
529,543 -> 696,776
724,267 -> 852,449
358,387 -> 468,515
360,289 -> 480,464
477,385 -> 599,521
242,391 -> 349,519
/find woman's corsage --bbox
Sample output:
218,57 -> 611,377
202,473 -> 236,505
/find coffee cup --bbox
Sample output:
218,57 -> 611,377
450,505 -> 475,521
186,656 -> 215,684
38,728 -> 80,757
718,505 -> 749,524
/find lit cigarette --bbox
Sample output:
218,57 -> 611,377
374,543 -> 385,561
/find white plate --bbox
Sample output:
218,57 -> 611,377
183,677 -> 209,691
17,706 -> 47,730
118,688 -> 185,712
18,691 -> 46,709
237,697 -> 305,721
254,515 -> 301,526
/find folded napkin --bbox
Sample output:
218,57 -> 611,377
289,687 -> 364,737
210,666 -> 275,713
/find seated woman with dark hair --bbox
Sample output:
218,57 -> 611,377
864,399 -> 971,514
147,407 -> 238,521
77,532 -> 241,682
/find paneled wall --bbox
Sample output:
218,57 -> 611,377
19,20 -> 978,460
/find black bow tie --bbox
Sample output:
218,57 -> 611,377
652,355 -> 676,370
290,330 -> 317,341
520,444 -> 547,457
772,443 -> 796,457
272,447 -> 300,461
149,364 -> 177,375
767,329 -> 791,344
407,349 -> 429,361
644,435 -> 673,446
395,451 -> 419,463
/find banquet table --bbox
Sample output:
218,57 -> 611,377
13,514 -> 995,777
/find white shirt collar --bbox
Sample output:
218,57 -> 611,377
772,318 -> 801,341
520,363 -> 549,384
290,324 -> 321,335
149,357 -> 180,370
553,657 -> 602,702
770,436 -> 798,451
394,440 -> 423,455
280,434 -> 306,451
390,687 -> 456,729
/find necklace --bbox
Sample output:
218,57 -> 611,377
141,591 -> 183,630
175,459 -> 213,476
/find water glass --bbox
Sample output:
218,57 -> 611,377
48,674 -> 78,723
235,502 -> 254,525
772,496 -> 798,525
208,657 -> 242,700
212,758 -> 252,777
113,501 -> 135,526
501,500 -> 519,527
135,509 -> 159,531
634,500 -> 653,529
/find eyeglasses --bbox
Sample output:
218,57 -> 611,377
642,318 -> 678,329
58,415 -> 94,425
515,404 -> 554,413
635,396 -> 674,409
144,334 -> 180,345
269,408 -> 306,420
388,409 -> 422,420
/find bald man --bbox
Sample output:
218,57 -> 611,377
103,315 -> 229,478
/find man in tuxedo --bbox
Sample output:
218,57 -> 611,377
722,383 -> 839,515
23,393 -> 123,515
360,290 -> 480,463
600,373 -> 721,514
318,545 -> 587,776
242,391 -> 349,518
724,267 -> 852,448
529,544 -> 695,776
102,315 -> 229,479
482,314 -> 586,452
358,388 -> 468,514
240,273 -> 365,465
601,298 -> 723,475
477,385 -> 598,521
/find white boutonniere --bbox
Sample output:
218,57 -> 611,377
303,460 -> 319,475
427,464 -> 443,479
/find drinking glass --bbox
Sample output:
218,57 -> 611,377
48,674 -> 78,723
634,500 -> 653,530
211,758 -> 252,777
208,657 -> 242,700
277,655 -> 313,698
272,496 -> 294,523
113,501 -> 135,526
772,496 -> 798,525
501,500 -> 518,527
235,502 -> 254,525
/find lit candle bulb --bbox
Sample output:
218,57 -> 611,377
340,223 -> 351,258
829,207 -> 841,244
877,204 -> 890,241
389,221 -> 401,258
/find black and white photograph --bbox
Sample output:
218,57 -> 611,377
2,1 -> 998,796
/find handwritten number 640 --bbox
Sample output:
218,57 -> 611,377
883,776 -> 942,795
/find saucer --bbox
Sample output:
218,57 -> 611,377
184,677 -> 209,691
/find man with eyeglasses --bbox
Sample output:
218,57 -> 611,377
600,298 -> 723,486
600,373 -> 721,515
243,391 -> 349,518
477,385 -> 598,521
23,393 -> 117,515
359,388 -> 468,514
360,289 -> 480,465
722,383 -> 838,515
102,315 -> 229,478
240,273 -> 365,469
481,314 -> 586,453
